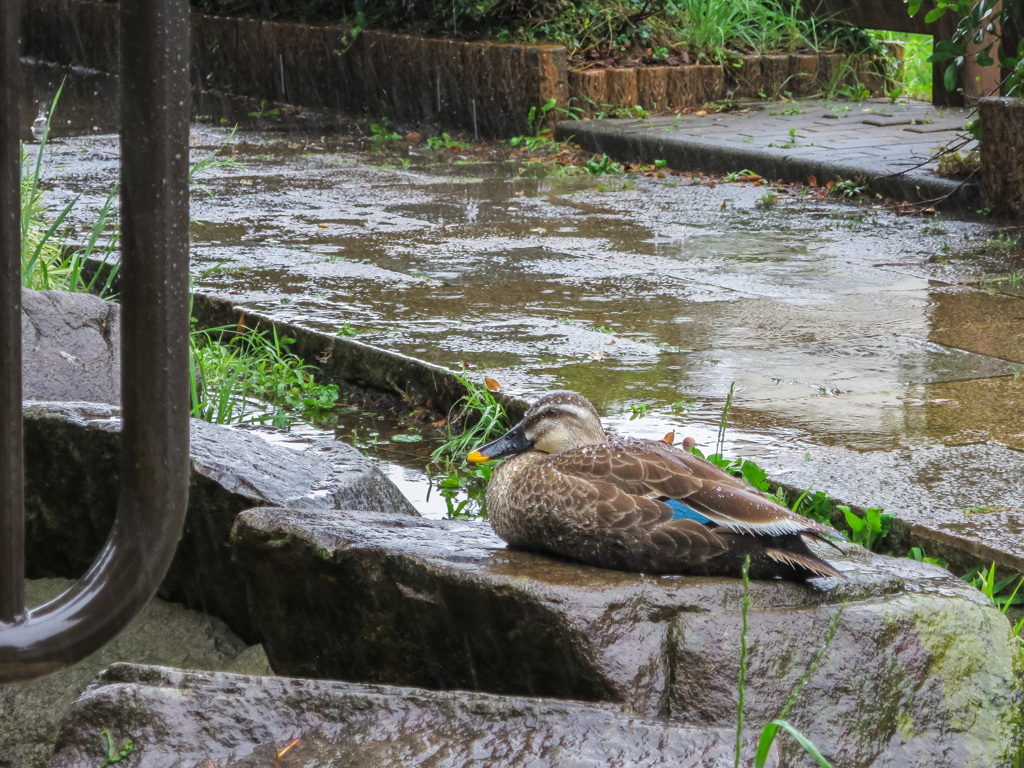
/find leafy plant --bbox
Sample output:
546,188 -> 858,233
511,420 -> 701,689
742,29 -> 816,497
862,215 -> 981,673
335,12 -> 364,54
527,98 -> 558,136
586,153 -> 624,175
435,460 -> 493,518
839,506 -> 892,551
629,402 -> 650,419
909,0 -> 1023,96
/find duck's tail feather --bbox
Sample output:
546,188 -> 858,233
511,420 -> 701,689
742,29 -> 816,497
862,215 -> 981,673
800,529 -> 847,553
766,547 -> 848,581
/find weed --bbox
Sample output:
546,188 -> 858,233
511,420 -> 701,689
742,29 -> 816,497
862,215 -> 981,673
368,122 -> 402,143
435,460 -> 493,518
632,105 -> 649,119
433,369 -> 511,460
963,563 -> 1024,613
839,506 -> 892,550
724,169 -> 759,182
338,322 -> 373,337
907,547 -> 949,568
831,179 -> 868,198
335,12 -> 364,54
527,98 -> 558,136
629,403 -> 650,419
190,323 -> 339,429
99,731 -> 133,768
963,505 -> 1011,515
427,132 -> 470,150
756,191 -> 778,207
247,100 -> 281,118
586,154 -> 624,175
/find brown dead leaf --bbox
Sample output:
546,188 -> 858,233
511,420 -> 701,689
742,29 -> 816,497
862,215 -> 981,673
426,398 -> 434,409
432,417 -> 448,427
484,376 -> 502,393
405,131 -> 421,143
825,180 -> 835,190
236,314 -> 247,334
720,200 -> 727,210
696,110 -> 707,116
590,351 -> 606,360
808,175 -> 818,187
663,430 -> 675,445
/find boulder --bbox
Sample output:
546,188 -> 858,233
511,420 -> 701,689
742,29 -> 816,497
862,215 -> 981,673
232,507 -> 1024,768
48,664 -> 777,768
22,402 -> 417,640
0,579 -> 259,768
21,288 -> 120,405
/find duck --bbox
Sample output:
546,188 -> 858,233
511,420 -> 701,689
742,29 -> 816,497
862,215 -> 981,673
467,391 -> 845,581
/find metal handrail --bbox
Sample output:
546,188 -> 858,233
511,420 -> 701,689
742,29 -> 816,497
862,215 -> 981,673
0,0 -> 191,685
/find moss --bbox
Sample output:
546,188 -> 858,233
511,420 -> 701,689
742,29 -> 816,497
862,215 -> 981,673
264,536 -> 291,548
912,597 -> 1024,765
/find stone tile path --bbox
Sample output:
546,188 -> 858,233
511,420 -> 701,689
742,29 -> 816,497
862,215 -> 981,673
560,99 -> 980,209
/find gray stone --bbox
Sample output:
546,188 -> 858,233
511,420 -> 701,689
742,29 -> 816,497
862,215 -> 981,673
21,288 -> 120,405
766,442 -> 1024,575
0,579 -> 251,768
48,664 -> 777,768
232,507 -> 1024,768
22,401 -> 417,640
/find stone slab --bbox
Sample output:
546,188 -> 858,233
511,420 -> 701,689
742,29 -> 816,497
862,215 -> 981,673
769,441 -> 1024,574
49,664 -> 777,768
22,401 -> 417,641
0,579 -> 259,768
557,101 -> 981,209
231,507 -> 1024,768
22,288 -> 120,405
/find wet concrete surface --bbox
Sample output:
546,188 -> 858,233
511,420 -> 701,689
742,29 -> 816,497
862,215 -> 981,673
25,64 -> 1024,553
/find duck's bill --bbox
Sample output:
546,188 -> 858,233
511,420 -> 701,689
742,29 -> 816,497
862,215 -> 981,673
466,423 -> 533,463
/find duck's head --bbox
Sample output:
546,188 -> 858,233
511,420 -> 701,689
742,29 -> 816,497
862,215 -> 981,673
467,391 -> 606,462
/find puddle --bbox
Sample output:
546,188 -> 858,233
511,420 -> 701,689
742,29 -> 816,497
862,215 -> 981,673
25,62 -> 1024,518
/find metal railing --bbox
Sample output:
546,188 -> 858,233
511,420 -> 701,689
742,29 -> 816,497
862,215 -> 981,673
0,0 -> 191,685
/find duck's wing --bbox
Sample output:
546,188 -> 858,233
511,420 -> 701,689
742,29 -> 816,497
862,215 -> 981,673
547,440 -> 835,540
508,461 -> 728,570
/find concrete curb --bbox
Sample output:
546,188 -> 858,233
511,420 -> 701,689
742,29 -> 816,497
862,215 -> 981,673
558,117 -> 982,209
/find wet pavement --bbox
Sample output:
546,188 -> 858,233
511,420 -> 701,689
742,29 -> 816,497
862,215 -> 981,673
561,99 -> 980,208
24,62 -> 1024,567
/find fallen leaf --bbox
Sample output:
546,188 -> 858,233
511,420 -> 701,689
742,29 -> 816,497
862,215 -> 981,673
826,180 -> 835,190
426,398 -> 434,409
484,376 -> 502,392
590,351 -> 606,360
720,200 -> 727,210
808,175 -> 818,187
708,182 -> 716,188
318,223 -> 328,228
663,431 -> 675,444
405,131 -> 421,143
432,418 -> 448,427
236,314 -> 247,334
696,110 -> 707,116
656,171 -> 666,178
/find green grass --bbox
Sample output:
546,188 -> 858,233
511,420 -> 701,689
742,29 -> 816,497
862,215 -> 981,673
431,370 -> 511,461
20,81 -> 120,297
189,323 -> 340,429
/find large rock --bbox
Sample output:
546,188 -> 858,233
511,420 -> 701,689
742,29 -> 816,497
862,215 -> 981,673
48,663 -> 777,768
232,508 -> 1024,768
22,402 -> 417,640
0,579 -> 266,768
22,288 -> 120,405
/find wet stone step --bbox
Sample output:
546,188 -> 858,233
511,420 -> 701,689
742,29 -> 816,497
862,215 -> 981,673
231,507 -> 1023,768
769,442 -> 1024,574
49,664 -> 779,768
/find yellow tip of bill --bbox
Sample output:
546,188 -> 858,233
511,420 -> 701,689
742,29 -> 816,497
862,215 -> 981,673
466,450 -> 489,463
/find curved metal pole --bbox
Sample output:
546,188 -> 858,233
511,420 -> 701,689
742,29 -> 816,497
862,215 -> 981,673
0,0 -> 191,685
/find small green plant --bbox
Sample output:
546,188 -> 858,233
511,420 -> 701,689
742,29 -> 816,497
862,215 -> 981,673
247,100 -> 281,118
586,153 -> 624,175
335,12 -> 364,54
652,46 -> 670,61
427,132 -> 470,150
830,179 -> 869,198
338,322 -> 372,337
654,159 -> 667,168
839,506 -> 892,551
724,169 -> 758,182
435,460 -> 494,518
629,403 -> 650,419
99,730 -> 133,768
757,191 -> 778,207
632,105 -> 649,119
527,98 -> 558,136
368,122 -> 402,143
907,546 -> 949,568
433,370 -> 511,460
